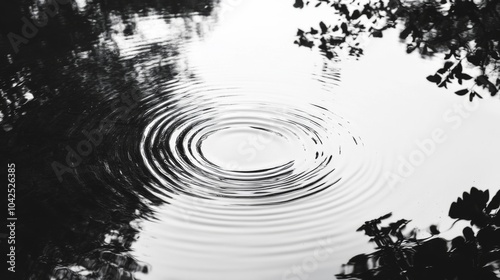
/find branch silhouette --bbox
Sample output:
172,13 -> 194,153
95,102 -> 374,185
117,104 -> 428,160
293,0 -> 500,101
337,187 -> 500,280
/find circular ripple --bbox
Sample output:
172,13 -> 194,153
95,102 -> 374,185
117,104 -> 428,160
139,82 -> 361,206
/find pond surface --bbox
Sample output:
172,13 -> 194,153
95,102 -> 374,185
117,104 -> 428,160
2,0 -> 500,279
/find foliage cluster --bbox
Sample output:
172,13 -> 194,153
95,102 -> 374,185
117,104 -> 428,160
337,187 -> 500,280
293,0 -> 500,101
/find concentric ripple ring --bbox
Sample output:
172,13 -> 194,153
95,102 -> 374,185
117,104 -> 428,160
139,82 -> 361,206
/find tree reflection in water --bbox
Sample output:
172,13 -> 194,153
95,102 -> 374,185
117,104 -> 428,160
0,0 -> 214,279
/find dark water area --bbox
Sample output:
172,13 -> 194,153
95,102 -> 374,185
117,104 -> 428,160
1,0 -> 500,279
0,0 -> 215,279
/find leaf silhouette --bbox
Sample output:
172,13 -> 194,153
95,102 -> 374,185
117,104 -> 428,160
486,189 -> 500,213
426,74 -> 441,84
400,27 -> 412,39
356,213 -> 392,232
489,84 -> 498,96
406,44 -> 417,53
429,225 -> 440,235
351,10 -> 361,20
319,21 -> 328,34
388,219 -> 411,236
455,89 -> 469,96
470,91 -> 482,101
457,73 -> 472,80
378,213 -> 392,221
340,22 -> 348,34
443,61 -> 454,70
293,0 -> 304,8
372,30 -> 383,38
449,187 -> 489,227
338,4 -> 349,18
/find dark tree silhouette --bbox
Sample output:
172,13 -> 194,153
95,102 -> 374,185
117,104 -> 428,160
293,0 -> 500,101
0,0 -> 214,131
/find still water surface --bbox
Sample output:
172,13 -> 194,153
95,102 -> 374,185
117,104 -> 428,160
122,1 -> 500,279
